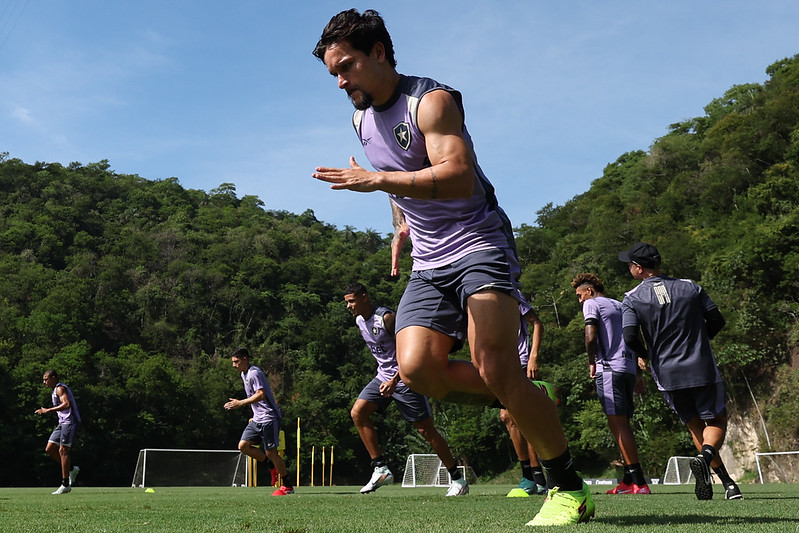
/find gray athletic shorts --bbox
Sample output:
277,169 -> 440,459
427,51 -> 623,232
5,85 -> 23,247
240,419 -> 281,450
48,422 -> 78,447
396,248 -> 522,351
661,382 -> 728,424
595,371 -> 636,417
358,377 -> 431,422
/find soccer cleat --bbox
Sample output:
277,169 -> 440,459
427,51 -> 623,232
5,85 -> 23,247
689,455 -> 713,500
69,466 -> 80,486
526,482 -> 595,526
445,477 -> 469,496
725,482 -> 743,500
512,477 -> 548,496
270,467 -> 279,486
606,481 -> 651,494
271,485 -> 294,496
52,485 -> 72,495
360,465 -> 394,493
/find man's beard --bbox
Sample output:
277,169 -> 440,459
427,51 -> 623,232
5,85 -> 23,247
348,87 -> 373,110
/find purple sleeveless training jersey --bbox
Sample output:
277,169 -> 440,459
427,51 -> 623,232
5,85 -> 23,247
53,382 -> 81,425
353,75 -> 516,271
356,306 -> 402,384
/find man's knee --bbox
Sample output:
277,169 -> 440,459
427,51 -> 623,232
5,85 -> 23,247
413,419 -> 438,442
351,404 -> 369,426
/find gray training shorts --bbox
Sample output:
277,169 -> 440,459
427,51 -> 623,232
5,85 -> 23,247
396,248 -> 522,351
358,377 -> 431,422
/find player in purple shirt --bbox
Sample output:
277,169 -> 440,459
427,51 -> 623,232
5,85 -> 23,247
344,282 -> 468,496
225,347 -> 294,495
619,242 -> 741,501
572,273 -> 650,495
36,370 -> 81,494
313,9 -> 592,525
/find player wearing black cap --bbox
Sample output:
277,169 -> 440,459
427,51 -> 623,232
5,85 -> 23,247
618,242 -> 742,501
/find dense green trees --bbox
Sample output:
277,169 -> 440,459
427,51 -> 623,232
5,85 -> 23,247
2,53 -> 798,487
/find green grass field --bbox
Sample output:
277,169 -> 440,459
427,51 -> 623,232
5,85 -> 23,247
2,483 -> 798,532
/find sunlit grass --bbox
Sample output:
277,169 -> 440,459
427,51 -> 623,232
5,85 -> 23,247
1,483 -> 797,532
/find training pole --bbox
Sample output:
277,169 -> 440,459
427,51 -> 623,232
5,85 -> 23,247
296,418 -> 301,487
322,446 -> 326,487
329,446 -> 334,486
311,445 -> 315,486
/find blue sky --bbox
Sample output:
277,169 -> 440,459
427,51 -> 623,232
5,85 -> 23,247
2,1 -> 798,234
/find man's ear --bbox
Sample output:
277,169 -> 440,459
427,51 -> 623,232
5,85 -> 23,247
371,41 -> 386,62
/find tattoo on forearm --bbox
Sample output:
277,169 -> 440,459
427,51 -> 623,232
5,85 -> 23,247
411,171 -> 417,188
430,168 -> 438,199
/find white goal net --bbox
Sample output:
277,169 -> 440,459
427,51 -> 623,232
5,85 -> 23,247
131,448 -> 248,487
401,454 -> 470,487
662,456 -> 695,485
755,451 -> 799,483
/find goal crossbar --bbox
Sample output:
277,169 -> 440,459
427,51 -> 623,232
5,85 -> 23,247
755,451 -> 799,484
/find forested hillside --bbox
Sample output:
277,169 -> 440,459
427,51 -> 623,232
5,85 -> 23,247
2,54 -> 797,487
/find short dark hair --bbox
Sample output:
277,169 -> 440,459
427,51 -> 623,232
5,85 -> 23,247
344,282 -> 368,298
231,347 -> 249,359
313,9 -> 397,68
44,369 -> 58,379
571,273 -> 605,294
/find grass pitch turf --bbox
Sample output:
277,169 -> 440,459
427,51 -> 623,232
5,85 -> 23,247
1,483 -> 798,532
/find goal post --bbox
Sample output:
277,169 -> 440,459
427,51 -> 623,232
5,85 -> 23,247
132,448 -> 249,487
662,456 -> 695,485
755,451 -> 799,483
401,454 -> 470,488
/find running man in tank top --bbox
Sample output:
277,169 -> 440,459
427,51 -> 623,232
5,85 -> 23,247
571,273 -> 650,495
36,370 -> 81,494
344,282 -> 468,496
224,347 -> 295,496
312,9 -> 592,525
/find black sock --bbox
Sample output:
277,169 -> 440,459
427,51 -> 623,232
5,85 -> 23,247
626,463 -> 646,486
540,448 -> 582,492
372,456 -> 387,468
621,466 -> 633,484
531,466 -> 547,487
701,444 -> 716,465
62,477 -> 69,487
712,463 -> 733,485
520,459 -> 534,480
448,466 -> 462,481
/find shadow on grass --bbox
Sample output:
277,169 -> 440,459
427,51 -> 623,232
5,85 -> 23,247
596,514 -> 799,527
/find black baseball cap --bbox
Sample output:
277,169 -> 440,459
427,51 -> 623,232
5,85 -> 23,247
618,242 -> 661,268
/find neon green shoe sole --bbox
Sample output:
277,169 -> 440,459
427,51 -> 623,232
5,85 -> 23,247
526,482 -> 595,526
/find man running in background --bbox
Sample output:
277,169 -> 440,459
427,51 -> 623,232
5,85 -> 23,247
344,282 -> 468,496
36,370 -> 81,495
225,347 -> 295,496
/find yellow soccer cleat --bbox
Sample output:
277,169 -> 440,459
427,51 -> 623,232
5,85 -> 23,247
526,482 -> 595,526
